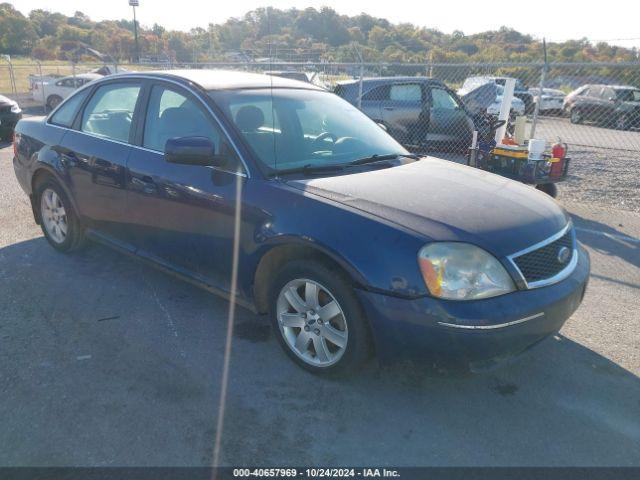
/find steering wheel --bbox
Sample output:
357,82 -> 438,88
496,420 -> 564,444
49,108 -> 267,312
313,132 -> 337,148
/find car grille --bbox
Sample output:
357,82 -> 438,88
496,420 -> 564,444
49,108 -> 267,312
511,227 -> 575,285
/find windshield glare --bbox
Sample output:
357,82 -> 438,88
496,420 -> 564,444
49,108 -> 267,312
209,88 -> 407,172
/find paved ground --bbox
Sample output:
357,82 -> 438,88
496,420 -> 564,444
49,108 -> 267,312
536,115 -> 640,152
0,140 -> 639,467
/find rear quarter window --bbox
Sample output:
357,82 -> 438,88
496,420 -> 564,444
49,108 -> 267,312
49,89 -> 90,128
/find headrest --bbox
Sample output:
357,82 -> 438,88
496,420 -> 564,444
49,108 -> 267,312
235,105 -> 265,132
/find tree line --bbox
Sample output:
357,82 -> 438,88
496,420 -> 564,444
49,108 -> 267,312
1,2 -> 638,64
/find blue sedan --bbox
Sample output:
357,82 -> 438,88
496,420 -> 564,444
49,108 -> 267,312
12,70 -> 589,374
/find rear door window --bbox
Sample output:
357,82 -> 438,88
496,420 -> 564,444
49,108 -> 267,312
390,84 -> 422,102
81,82 -> 141,143
362,85 -> 390,102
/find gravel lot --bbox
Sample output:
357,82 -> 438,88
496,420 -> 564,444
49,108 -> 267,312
0,131 -> 639,467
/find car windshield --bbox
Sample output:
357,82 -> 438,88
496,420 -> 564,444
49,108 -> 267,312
209,88 -> 407,172
616,89 -> 640,102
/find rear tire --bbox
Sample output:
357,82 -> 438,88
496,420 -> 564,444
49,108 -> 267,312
536,183 -> 558,198
46,95 -> 63,111
269,260 -> 372,375
36,178 -> 86,252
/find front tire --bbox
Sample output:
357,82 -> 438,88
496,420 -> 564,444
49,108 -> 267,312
615,114 -> 629,131
36,178 -> 86,252
269,260 -> 371,374
536,183 -> 558,198
570,109 -> 583,124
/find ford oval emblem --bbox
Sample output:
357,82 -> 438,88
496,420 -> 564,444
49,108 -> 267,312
557,246 -> 571,264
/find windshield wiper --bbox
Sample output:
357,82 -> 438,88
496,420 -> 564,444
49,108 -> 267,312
346,153 -> 420,166
269,153 -> 421,177
269,163 -> 345,177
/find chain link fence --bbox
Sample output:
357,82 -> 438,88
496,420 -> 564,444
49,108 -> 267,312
3,59 -> 639,153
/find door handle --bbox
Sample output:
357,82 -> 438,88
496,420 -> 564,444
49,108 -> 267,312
131,175 -> 157,194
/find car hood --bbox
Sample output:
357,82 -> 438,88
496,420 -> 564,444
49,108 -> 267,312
286,158 -> 568,258
0,94 -> 16,106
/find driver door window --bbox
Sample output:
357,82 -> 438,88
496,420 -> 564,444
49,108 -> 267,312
143,86 -> 221,153
81,83 -> 141,143
431,88 -> 460,110
143,84 -> 243,172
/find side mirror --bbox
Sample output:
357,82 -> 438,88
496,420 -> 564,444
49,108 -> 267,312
165,136 -> 223,167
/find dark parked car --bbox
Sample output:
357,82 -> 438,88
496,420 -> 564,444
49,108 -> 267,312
334,77 -> 475,152
566,84 -> 640,130
12,70 -> 590,374
0,95 -> 22,141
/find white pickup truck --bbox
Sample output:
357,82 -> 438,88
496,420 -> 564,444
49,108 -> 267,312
31,73 -> 102,110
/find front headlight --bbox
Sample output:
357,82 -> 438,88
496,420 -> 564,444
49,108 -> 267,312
418,243 -> 515,300
10,103 -> 21,113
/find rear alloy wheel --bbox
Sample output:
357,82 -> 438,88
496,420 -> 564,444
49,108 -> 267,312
36,179 -> 86,252
41,188 -> 68,244
270,261 -> 371,374
570,109 -> 583,124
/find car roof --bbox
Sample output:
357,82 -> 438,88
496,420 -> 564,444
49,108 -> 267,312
112,69 -> 323,91
336,76 -> 443,89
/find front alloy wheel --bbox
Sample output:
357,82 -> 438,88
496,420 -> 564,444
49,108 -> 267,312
570,109 -> 582,124
276,278 -> 348,368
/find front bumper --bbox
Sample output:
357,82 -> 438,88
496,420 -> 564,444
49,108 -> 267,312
356,245 -> 590,366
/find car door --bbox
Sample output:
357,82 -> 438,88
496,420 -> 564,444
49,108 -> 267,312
599,86 -> 618,123
358,85 -> 385,122
125,81 -> 247,288
582,86 -> 603,121
427,86 -> 473,148
58,79 -> 142,239
380,83 -> 425,145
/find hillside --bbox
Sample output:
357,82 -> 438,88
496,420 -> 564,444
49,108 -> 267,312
1,3 -> 638,64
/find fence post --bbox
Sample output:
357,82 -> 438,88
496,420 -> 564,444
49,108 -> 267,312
37,61 -> 46,114
8,59 -> 17,97
530,39 -> 548,140
358,63 -> 364,109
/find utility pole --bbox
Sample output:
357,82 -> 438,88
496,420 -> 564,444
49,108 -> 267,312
129,0 -> 140,63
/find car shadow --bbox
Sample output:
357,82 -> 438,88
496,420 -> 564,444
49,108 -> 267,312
571,212 -> 639,270
0,236 -> 638,466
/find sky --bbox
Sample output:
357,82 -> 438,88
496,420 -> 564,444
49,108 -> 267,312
13,0 -> 640,48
